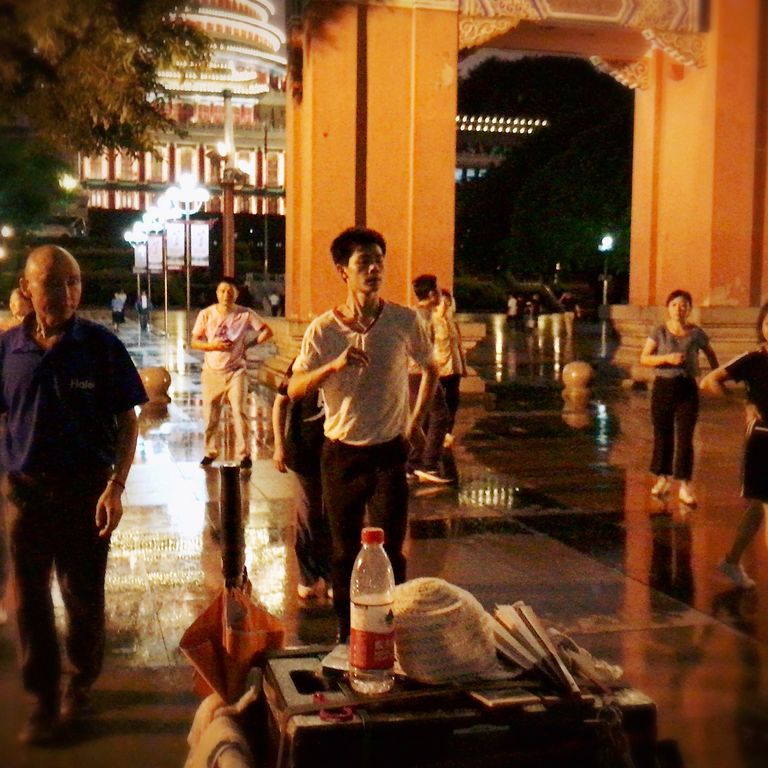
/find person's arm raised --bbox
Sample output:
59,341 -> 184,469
701,341 -> 719,372
700,365 -> 731,396
640,337 -> 683,368
255,324 -> 273,345
287,345 -> 368,400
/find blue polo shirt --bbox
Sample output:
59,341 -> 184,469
0,315 -> 148,474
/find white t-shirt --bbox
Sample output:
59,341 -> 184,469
293,302 -> 433,445
192,304 -> 267,372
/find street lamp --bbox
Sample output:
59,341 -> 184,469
0,224 -> 13,261
165,175 -> 210,342
598,234 -> 614,307
124,222 -> 150,331
262,122 -> 269,279
597,233 -> 615,359
142,196 -> 175,336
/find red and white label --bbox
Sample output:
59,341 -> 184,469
350,602 -> 394,670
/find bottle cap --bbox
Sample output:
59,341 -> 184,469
361,526 -> 385,545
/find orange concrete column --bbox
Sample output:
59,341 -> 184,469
285,3 -> 359,320
630,0 -> 765,308
285,0 -> 458,320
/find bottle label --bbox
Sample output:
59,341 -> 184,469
350,602 -> 395,670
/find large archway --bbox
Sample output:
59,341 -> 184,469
283,0 -> 766,369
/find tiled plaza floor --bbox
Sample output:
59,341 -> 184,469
0,310 -> 766,767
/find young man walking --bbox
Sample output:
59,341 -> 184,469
288,227 -> 438,639
408,274 -> 453,484
192,277 -> 273,469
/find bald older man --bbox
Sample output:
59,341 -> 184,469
0,246 -> 147,744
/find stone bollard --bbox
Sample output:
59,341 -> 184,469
561,360 -> 594,428
139,366 -> 172,406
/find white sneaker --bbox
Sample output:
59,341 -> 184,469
678,483 -> 697,507
414,468 -> 453,485
651,476 -> 671,498
719,560 -> 756,589
297,580 -> 325,600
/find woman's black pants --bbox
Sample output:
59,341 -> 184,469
650,376 -> 699,481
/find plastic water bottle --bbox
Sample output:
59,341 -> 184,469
349,527 -> 395,694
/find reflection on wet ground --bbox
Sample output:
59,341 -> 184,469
0,311 -> 766,767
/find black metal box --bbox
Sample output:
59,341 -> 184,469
258,649 -> 657,768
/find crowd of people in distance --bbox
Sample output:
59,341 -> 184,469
507,290 -> 579,334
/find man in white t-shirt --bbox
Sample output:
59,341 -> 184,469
289,227 -> 438,639
191,277 -> 273,469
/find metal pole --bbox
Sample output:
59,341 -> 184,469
145,243 -> 152,331
185,214 -> 191,344
263,123 -> 269,279
135,272 -> 140,330
220,464 -> 244,587
222,90 -> 236,278
222,178 -> 235,278
162,231 -> 169,336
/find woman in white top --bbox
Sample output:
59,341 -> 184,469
640,289 -> 719,506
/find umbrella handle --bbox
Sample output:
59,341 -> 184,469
225,565 -> 249,591
220,464 -> 245,582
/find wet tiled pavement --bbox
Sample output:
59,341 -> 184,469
0,311 -> 766,767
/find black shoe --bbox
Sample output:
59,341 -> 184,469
200,456 -> 215,467
19,705 -> 60,746
240,457 -> 252,470
61,684 -> 93,723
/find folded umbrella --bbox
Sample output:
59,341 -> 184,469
180,464 -> 284,702
180,583 -> 283,702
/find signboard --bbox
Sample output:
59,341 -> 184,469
147,235 -> 164,273
190,222 -> 210,268
132,244 -> 146,274
166,221 -> 185,270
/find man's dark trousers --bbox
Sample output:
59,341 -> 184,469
407,375 -> 451,473
5,468 -> 111,712
321,437 -> 408,640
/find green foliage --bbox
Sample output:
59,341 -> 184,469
0,133 -> 71,230
456,56 -> 633,285
0,0 -> 210,154
453,275 -> 508,312
0,271 -> 19,306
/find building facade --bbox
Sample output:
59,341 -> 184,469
79,0 -> 288,216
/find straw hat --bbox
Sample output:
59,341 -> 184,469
393,577 -> 498,684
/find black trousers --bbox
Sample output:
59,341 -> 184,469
650,376 -> 699,481
440,374 -> 462,434
321,437 -> 408,639
407,375 -> 450,472
292,471 -> 331,587
4,469 -> 111,711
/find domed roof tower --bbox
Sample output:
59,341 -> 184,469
160,0 -> 287,98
